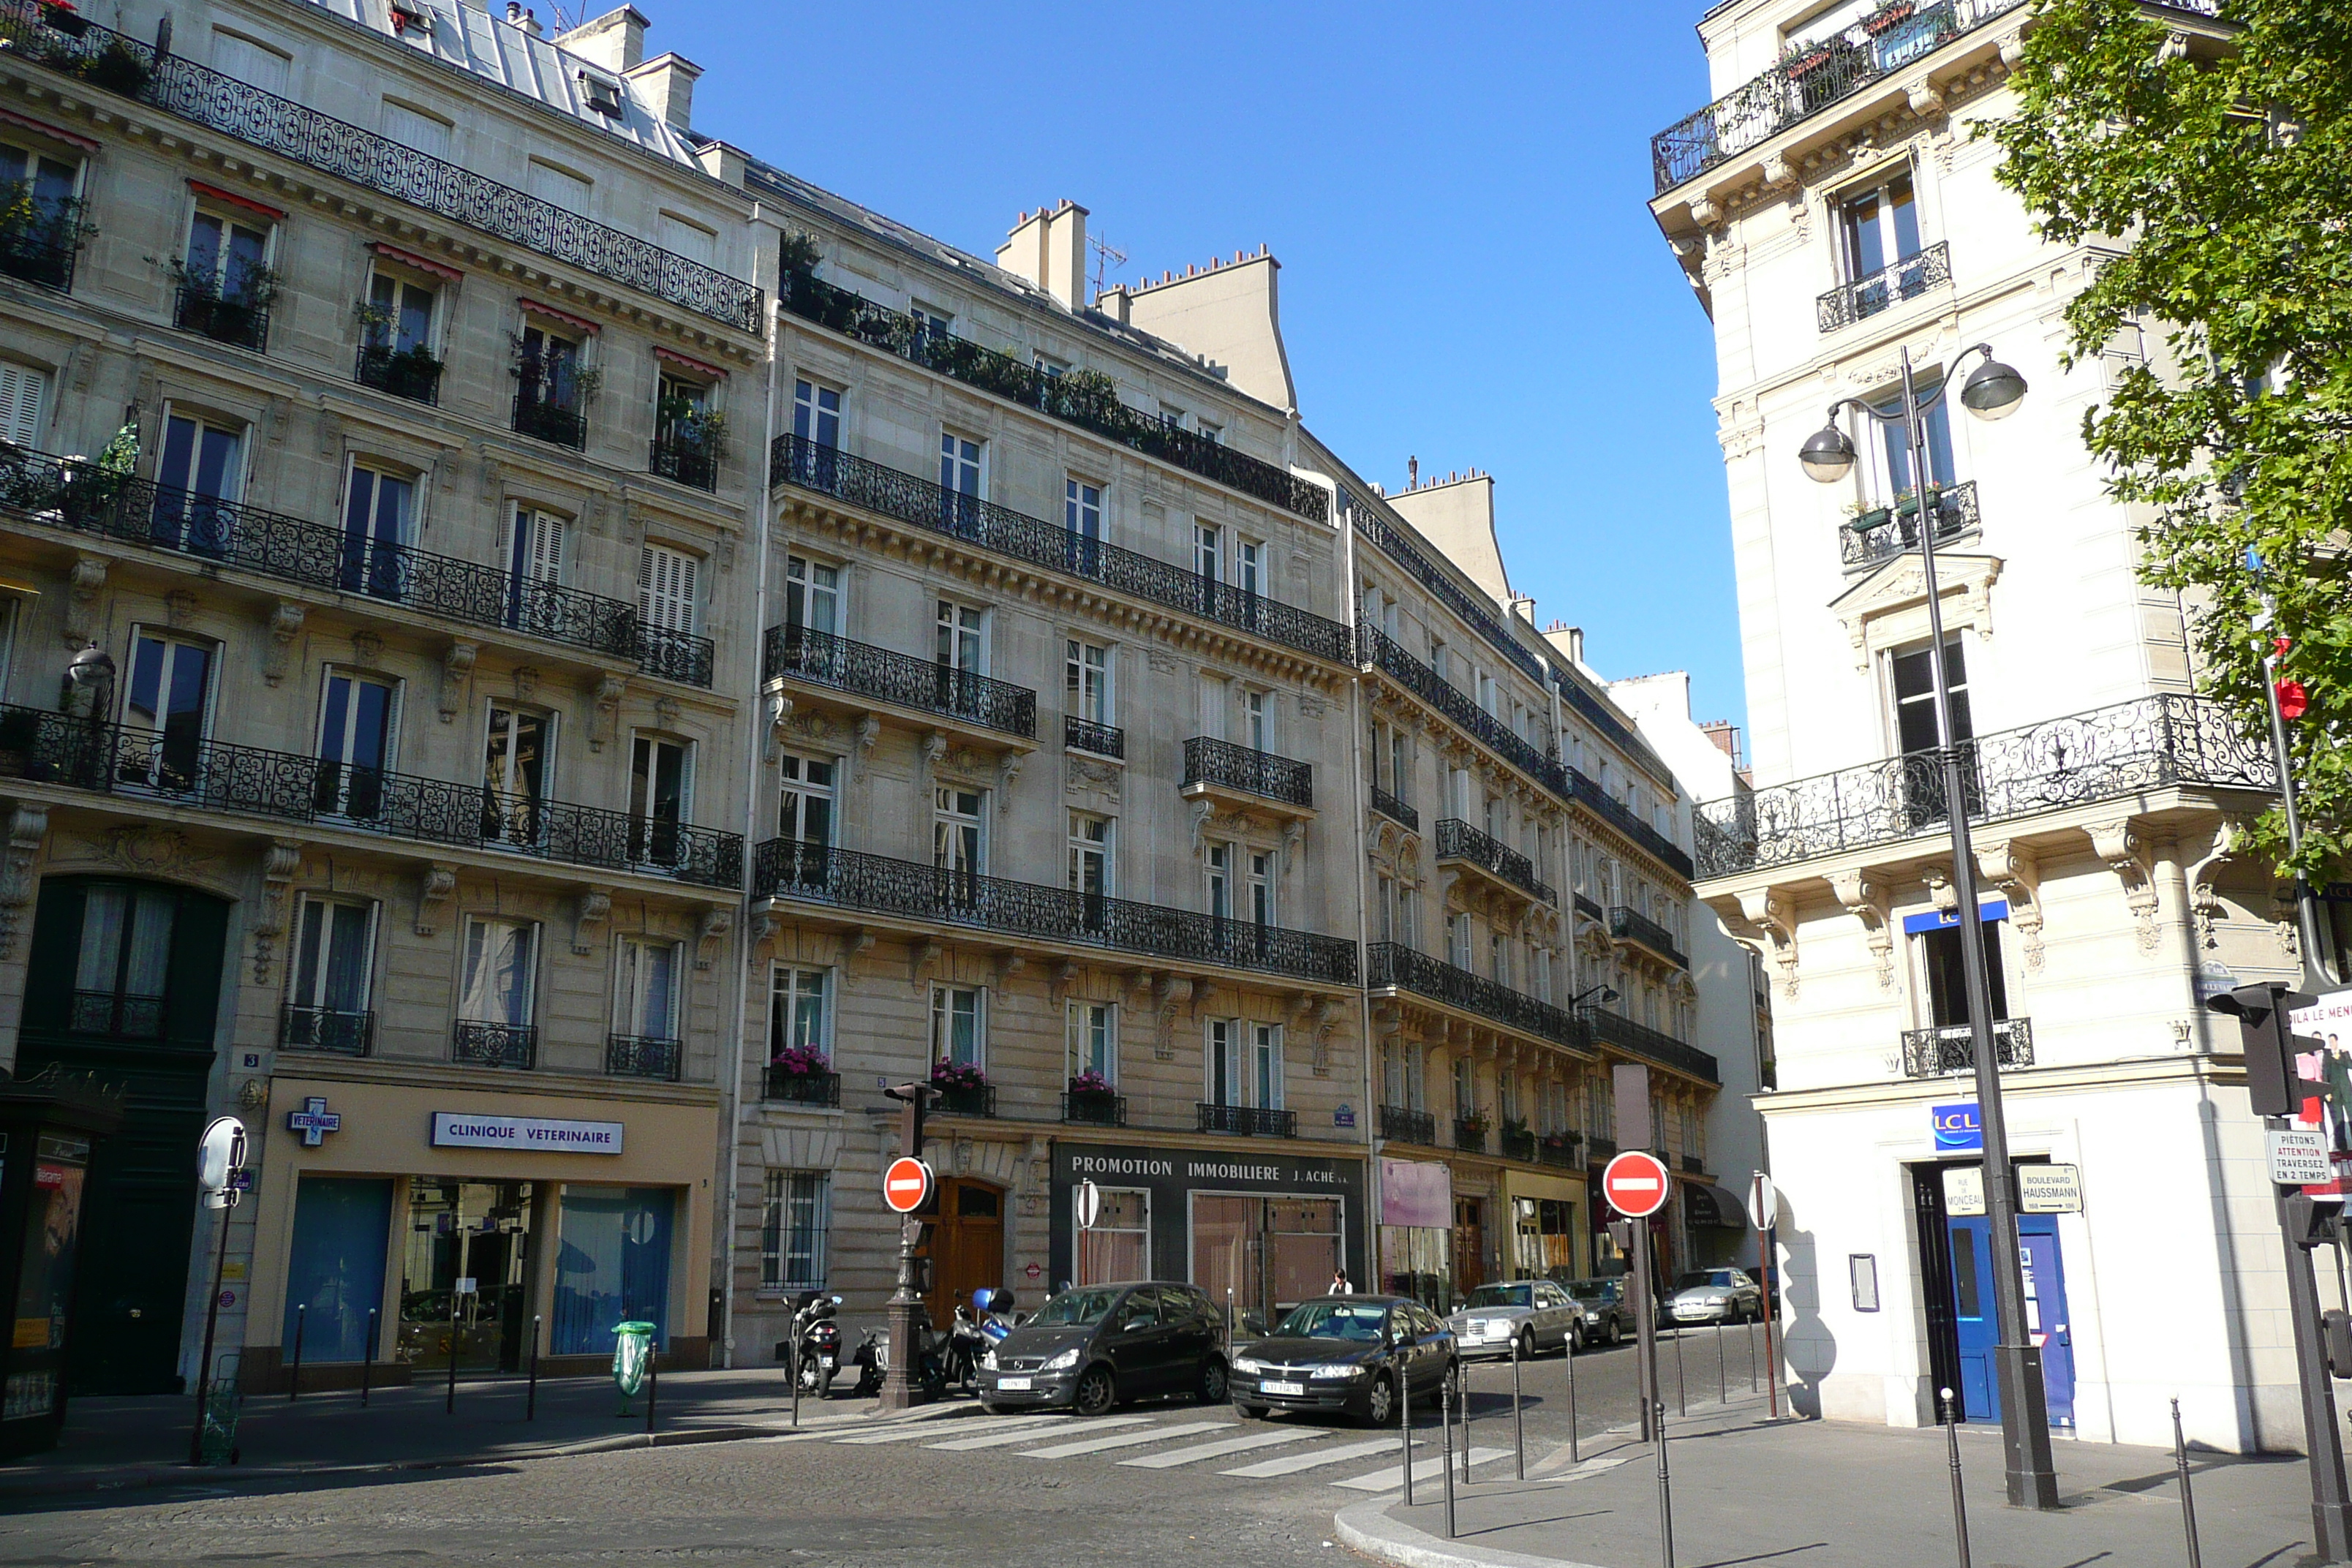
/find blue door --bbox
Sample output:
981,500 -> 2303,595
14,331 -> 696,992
1943,1213 -> 2073,1427
2018,1219 -> 2076,1428
1945,1215 -> 1996,1420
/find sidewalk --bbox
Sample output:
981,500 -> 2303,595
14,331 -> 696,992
1338,1392 -> 2317,1568
0,1370 -> 972,1501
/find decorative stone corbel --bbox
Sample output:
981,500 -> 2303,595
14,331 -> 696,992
570,889 -> 611,955
1997,29 -> 2026,68
1904,75 -> 1946,118
857,715 -> 881,754
843,926 -> 877,961
910,937 -> 942,983
251,840 -> 304,984
513,666 -> 540,702
1047,960 -> 1077,1005
1830,870 -> 1894,992
1281,818 -> 1305,879
1919,864 -> 1960,919
996,750 -> 1022,793
165,589 -> 197,629
749,902 -> 782,946
764,689 -> 795,759
1761,152 -> 1795,190
261,602 -> 304,685
350,629 -> 383,668
992,949 -> 1025,985
1312,997 -> 1341,1078
1689,195 -> 1723,230
0,804 -> 48,961
2088,817 -> 2160,954
415,862 -> 457,936
654,695 -> 680,731
63,554 -> 105,647
696,906 -> 731,970
1735,888 -> 1799,999
440,641 -> 477,723
1188,797 -> 1215,853
2185,821 -> 2241,953
1153,973 -> 1192,1061
1976,839 -> 2045,973
587,674 -> 627,752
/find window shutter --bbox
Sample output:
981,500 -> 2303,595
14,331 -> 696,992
0,362 -> 46,448
638,544 -> 698,634
526,511 -> 565,583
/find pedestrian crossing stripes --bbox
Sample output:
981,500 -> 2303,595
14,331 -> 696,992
834,1414 -> 1063,1444
1220,1435 -> 1407,1478
1119,1428 -> 1330,1469
1332,1447 -> 1513,1491
922,1414 -> 1155,1451
1016,1420 -> 1231,1459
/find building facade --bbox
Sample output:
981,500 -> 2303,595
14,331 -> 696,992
1647,0 -> 2291,1450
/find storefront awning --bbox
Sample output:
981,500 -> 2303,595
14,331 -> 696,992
1683,1181 -> 1749,1230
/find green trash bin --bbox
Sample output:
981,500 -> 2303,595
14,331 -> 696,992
611,1322 -> 655,1413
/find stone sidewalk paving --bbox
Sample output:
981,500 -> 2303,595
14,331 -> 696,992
0,1370 -> 962,1501
1339,1392 -> 2318,1568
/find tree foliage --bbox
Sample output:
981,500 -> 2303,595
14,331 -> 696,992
1989,1 -> 2352,878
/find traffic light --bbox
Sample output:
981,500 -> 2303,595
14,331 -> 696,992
2205,981 -> 2314,1116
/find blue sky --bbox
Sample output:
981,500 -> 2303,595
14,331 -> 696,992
663,1 -> 1742,731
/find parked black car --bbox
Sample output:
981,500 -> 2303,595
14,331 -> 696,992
976,1281 -> 1227,1417
1230,1294 -> 1457,1427
1557,1277 -> 1637,1345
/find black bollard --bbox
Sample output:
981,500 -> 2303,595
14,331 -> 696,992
1746,1316 -> 1758,1393
1512,1335 -> 1526,1481
1398,1360 -> 1414,1507
287,1304 -> 306,1401
1673,1326 -> 1686,1417
445,1296 -> 459,1415
1458,1362 -> 1471,1483
527,1315 -> 542,1421
2172,1397 -> 2203,1568
1441,1365 -> 1458,1539
1716,1322 -> 1726,1406
1654,1398 -> 1675,1568
361,1308 -> 377,1407
789,1329 -> 801,1429
646,1343 -> 659,1436
1566,1324 -> 1581,1466
1942,1387 -> 1972,1568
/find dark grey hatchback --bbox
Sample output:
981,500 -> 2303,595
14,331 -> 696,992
977,1281 -> 1229,1417
1230,1295 -> 1457,1426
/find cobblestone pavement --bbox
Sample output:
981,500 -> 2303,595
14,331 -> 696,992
0,1339 -> 1693,1567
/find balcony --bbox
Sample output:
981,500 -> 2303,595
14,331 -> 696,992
778,276 -> 1324,521
173,285 -> 268,353
763,1067 -> 842,1107
1535,1133 -> 1582,1169
1586,1136 -> 1619,1162
1062,1089 -> 1128,1128
649,432 -> 719,494
1379,1105 -> 1437,1145
1820,241 -> 1952,332
1366,942 -> 1586,1052
1693,696 -> 2276,879
1842,480 -> 1980,572
1370,785 -> 1418,832
1345,494 -> 1548,686
0,449 -> 701,682
1583,1006 -> 1721,1086
1681,1153 -> 1705,1175
1574,892 -> 1603,923
1199,1102 -> 1298,1138
1651,0 -> 2029,196
933,1082 -> 998,1118
453,1021 -> 535,1071
770,436 -> 1349,665
0,701 -> 745,888
1454,1119 -> 1488,1155
512,387 -> 587,451
1359,625 -> 1568,798
1608,906 -> 1689,970
1901,1018 -> 2034,1078
1182,736 -> 1312,812
761,623 -> 1036,741
1569,766 -> 1695,881
355,343 -> 442,405
69,990 -> 161,1037
280,1005 -> 372,1056
0,197 -> 81,291
753,840 -> 1357,987
0,4 -> 760,330
606,1034 -> 681,1082
1435,818 -> 1553,905
1064,715 -> 1124,760
1498,1126 -> 1537,1164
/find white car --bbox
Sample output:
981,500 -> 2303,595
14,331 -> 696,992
1665,1268 -> 1763,1325
1444,1280 -> 1587,1360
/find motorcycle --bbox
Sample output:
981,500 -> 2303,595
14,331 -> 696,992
776,1290 -> 845,1398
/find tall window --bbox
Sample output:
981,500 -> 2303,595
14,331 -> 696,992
153,411 -> 244,554
783,554 -> 839,635
1246,850 -> 1275,927
515,321 -> 584,427
761,1172 -> 829,1290
1194,522 -> 1221,583
1390,730 -> 1411,804
363,271 -> 436,357
1066,640 -> 1110,725
457,917 -> 537,1025
503,506 -> 566,634
183,206 -> 271,304
1068,1001 -> 1116,1085
614,937 -> 681,1042
1891,638 -> 1972,755
1243,689 -> 1270,753
1454,1057 -> 1477,1120
1066,476 -> 1103,574
1251,1023 -> 1284,1110
1869,377 -> 1956,501
72,884 -> 174,1037
1921,919 -> 2008,1029
121,630 -> 214,791
1067,812 -> 1111,898
1841,173 -> 1921,284
638,543 -> 700,640
777,753 -> 834,844
315,670 -> 396,819
768,966 -> 829,1060
483,705 -> 551,847
909,303 -> 953,344
1205,1019 -> 1240,1107
629,734 -> 691,865
1205,843 -> 1232,921
339,464 -> 411,598
935,786 -> 984,893
939,431 -> 981,532
935,600 -> 984,673
792,377 -> 841,450
931,984 -> 985,1068
0,142 -> 80,291
1235,538 -> 1262,597
286,897 -> 375,1049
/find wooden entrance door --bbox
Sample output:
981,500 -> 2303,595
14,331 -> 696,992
1452,1198 -> 1485,1303
918,1177 -> 1004,1329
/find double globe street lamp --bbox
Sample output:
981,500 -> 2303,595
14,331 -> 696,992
1794,344 -> 2061,1509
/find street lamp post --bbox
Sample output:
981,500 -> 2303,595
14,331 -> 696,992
1799,344 -> 2059,1510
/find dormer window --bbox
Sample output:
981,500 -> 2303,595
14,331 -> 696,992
578,69 -> 622,117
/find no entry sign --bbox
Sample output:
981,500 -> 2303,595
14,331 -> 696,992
1601,1150 -> 1672,1220
883,1156 -> 934,1214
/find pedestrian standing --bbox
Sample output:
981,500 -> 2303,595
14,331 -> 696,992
1331,1268 -> 1352,1295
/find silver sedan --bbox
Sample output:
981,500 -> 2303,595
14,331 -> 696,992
1444,1280 -> 1588,1360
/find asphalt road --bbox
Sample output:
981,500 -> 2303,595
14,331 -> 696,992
0,1330 -> 1770,1567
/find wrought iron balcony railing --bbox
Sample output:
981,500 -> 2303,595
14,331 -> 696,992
1499,1126 -> 1537,1163
0,1 -> 762,330
1064,715 -> 1125,759
1820,241 -> 1952,331
771,435 -> 1350,664
1367,942 -> 1587,1052
1693,695 -> 2277,879
1370,785 -> 1418,832
1842,480 -> 1980,571
1608,905 -> 1689,970
453,1020 -> 535,1071
1681,1153 -> 1705,1175
1454,1119 -> 1488,1154
1586,1135 -> 1618,1162
764,1067 -> 842,1106
355,344 -> 442,404
1569,766 -> 1695,881
0,196 -> 81,292
753,840 -> 1359,987
173,285 -> 268,352
1435,818 -> 1553,904
1183,736 -> 1312,808
606,1034 -> 681,1081
650,433 -> 719,493
1198,1102 -> 1298,1138
934,1082 -> 997,1118
1379,1105 -> 1437,1145
1345,495 -> 1547,685
512,387 -> 587,451
1651,0 -> 2028,195
1901,1018 -> 2034,1078
779,274 -> 1324,521
0,448 -> 704,682
1583,1006 -> 1722,1085
69,990 -> 162,1037
1535,1134 -> 1582,1169
1574,892 -> 1604,923
1360,625 -> 1568,798
281,1005 -> 373,1056
1062,1089 -> 1128,1127
0,701 -> 745,887
761,622 -> 1037,739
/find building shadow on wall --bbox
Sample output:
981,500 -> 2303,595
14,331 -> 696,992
1776,1198 -> 1831,1420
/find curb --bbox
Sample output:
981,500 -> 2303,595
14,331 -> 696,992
1333,1494 -> 1610,1568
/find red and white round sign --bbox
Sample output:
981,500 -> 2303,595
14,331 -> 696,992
1600,1150 -> 1673,1220
883,1156 -> 933,1214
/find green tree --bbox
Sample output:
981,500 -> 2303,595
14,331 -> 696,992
1988,1 -> 2352,878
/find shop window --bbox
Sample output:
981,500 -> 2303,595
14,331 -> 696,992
1076,1189 -> 1148,1286
281,1177 -> 391,1362
761,1171 -> 829,1291
551,1186 -> 674,1355
395,1178 -> 534,1370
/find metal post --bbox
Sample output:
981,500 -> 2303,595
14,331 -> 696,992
789,1323 -> 801,1429
527,1315 -> 540,1422
1441,1363 -> 1458,1539
1458,1361 -> 1471,1484
1943,1388 -> 1972,1568
1763,1223 -> 1780,1419
1632,1219 -> 1659,1447
445,1294 -> 459,1415
2173,1398 -> 2203,1568
646,1343 -> 657,1436
1715,1321 -> 1725,1406
187,1198 -> 236,1466
1897,346 -> 2059,1511
1746,1316 -> 1758,1395
1512,1335 -> 1526,1481
1566,1326 -> 1580,1466
361,1308 -> 377,1408
287,1304 -> 306,1401
1654,1398 -> 1675,1568
1399,1351 -> 1414,1508
1673,1325 -> 1686,1417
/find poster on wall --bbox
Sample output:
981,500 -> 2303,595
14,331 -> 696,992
2288,990 -> 2352,1194
1379,1158 -> 1451,1229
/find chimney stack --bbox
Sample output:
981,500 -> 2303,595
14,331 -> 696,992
995,198 -> 1089,311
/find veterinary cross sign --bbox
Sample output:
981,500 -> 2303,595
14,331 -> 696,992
287,1096 -> 342,1147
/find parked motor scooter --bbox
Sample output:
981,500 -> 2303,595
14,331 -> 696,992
774,1291 -> 845,1397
